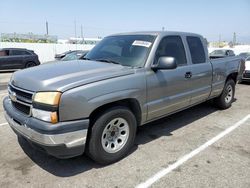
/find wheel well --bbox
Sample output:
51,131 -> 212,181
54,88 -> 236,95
226,72 -> 238,83
89,99 -> 142,127
25,61 -> 36,66
85,99 -> 142,151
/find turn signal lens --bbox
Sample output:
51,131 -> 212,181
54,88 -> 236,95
50,112 -> 58,124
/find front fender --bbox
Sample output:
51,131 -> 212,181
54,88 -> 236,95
58,71 -> 146,122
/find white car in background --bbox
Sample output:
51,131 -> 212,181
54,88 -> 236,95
242,56 -> 250,82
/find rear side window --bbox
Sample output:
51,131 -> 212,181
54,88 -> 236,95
10,50 -> 30,56
0,50 -> 9,56
155,36 -> 187,66
187,36 -> 206,64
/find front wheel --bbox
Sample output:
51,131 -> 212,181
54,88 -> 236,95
87,107 -> 137,164
214,79 -> 235,109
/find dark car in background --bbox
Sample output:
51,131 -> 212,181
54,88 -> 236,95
241,56 -> 250,82
0,48 -> 40,70
238,52 -> 250,60
60,50 -> 89,61
209,49 -> 235,59
54,50 -> 88,60
54,50 -> 72,60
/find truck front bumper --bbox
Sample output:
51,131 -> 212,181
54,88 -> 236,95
3,97 -> 89,159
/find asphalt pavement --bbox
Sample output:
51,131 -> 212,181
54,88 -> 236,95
0,72 -> 249,188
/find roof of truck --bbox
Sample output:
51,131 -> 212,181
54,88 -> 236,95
110,31 -> 204,38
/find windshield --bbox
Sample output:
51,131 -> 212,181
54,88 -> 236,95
210,50 -> 226,55
85,35 -> 156,67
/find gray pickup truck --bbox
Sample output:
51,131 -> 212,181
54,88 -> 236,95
3,31 -> 244,164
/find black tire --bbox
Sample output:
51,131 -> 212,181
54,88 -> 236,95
214,79 -> 235,109
87,106 -> 137,165
25,62 -> 36,68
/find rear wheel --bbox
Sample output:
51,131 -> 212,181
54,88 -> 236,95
214,79 -> 235,109
87,107 -> 137,165
25,62 -> 36,68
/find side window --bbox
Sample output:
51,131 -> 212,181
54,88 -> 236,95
10,50 -> 25,56
186,36 -> 206,64
155,36 -> 187,66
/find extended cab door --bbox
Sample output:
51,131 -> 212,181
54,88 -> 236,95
146,36 -> 192,120
186,36 -> 213,105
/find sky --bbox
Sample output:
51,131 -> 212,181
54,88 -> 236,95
0,0 -> 250,43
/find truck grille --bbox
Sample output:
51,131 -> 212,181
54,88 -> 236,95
8,84 -> 34,115
12,101 -> 31,115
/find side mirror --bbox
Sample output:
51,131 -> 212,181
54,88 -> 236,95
152,56 -> 177,71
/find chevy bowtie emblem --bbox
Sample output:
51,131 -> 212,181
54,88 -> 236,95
9,91 -> 17,102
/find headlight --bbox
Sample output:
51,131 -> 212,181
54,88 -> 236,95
33,92 -> 61,105
32,91 -> 61,124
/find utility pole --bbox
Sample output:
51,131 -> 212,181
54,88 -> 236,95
219,34 -> 221,47
81,24 -> 83,39
233,32 -> 236,46
74,20 -> 77,38
46,21 -> 49,35
74,20 -> 77,49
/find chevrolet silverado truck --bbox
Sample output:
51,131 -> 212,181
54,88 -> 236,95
3,31 -> 244,164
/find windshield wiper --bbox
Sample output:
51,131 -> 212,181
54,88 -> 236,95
94,58 -> 120,65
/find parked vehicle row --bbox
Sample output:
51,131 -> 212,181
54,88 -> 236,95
0,48 -> 90,71
3,31 -> 245,164
60,50 -> 89,61
209,49 -> 235,59
55,50 -> 89,60
238,52 -> 250,60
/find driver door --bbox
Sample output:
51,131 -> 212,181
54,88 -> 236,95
146,36 -> 192,120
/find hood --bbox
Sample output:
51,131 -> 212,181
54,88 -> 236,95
11,60 -> 135,92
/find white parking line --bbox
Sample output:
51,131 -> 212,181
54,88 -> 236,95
0,122 -> 8,127
136,114 -> 250,188
0,92 -> 7,96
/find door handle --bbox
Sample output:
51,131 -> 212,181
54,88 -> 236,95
185,72 -> 192,78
